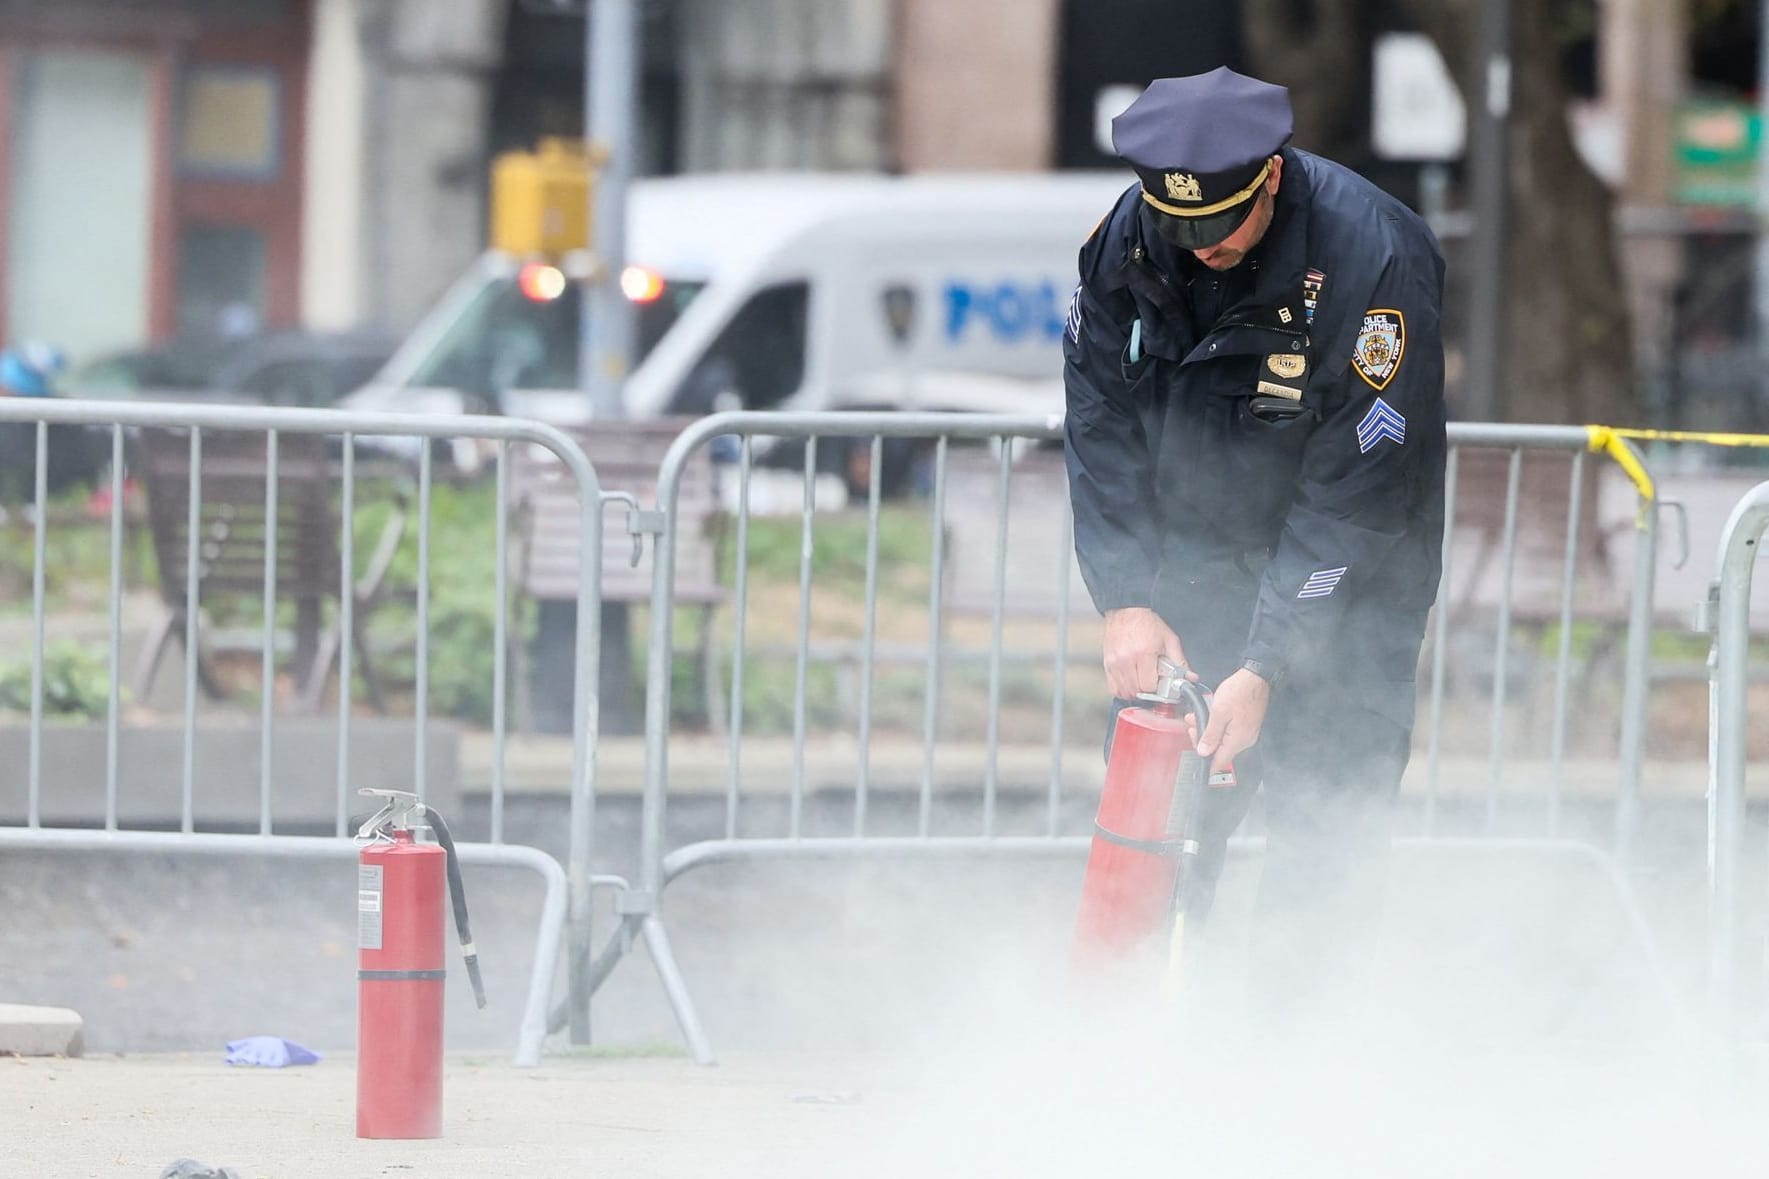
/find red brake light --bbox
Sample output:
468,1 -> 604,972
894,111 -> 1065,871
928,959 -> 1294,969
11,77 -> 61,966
518,262 -> 567,302
621,265 -> 666,303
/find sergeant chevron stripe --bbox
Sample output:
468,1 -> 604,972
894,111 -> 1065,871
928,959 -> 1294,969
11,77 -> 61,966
1356,398 -> 1406,453
1297,566 -> 1348,600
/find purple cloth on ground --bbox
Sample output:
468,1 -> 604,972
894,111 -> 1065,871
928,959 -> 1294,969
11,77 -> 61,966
223,1036 -> 322,1067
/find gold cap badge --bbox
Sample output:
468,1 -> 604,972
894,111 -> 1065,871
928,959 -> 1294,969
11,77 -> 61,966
1165,172 -> 1203,203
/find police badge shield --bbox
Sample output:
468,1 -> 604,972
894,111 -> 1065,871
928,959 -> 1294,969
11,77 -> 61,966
881,284 -> 918,348
1352,309 -> 1405,391
1257,351 -> 1306,400
1265,353 -> 1306,380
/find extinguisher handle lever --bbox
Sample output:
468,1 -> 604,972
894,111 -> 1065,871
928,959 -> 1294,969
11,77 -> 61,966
354,789 -> 426,844
1142,659 -> 1210,732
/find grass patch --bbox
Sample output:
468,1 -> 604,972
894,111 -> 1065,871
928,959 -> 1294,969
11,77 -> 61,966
0,494 -> 152,613
365,478 -> 534,725
729,506 -> 936,589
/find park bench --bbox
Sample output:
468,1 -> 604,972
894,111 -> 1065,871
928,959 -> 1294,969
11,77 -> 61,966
1442,447 -> 1628,624
132,428 -> 408,711
938,442 -> 1093,622
1432,444 -> 1704,712
769,443 -> 1094,732
505,418 -> 728,732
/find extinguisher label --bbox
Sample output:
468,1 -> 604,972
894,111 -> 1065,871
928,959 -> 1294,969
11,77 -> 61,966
358,865 -> 384,950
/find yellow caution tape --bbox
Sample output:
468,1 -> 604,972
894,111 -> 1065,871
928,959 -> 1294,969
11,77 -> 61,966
1600,426 -> 1769,449
1586,426 -> 1657,511
1585,424 -> 1769,529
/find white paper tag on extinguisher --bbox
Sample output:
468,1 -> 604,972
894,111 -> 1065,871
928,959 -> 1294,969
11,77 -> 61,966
358,865 -> 384,951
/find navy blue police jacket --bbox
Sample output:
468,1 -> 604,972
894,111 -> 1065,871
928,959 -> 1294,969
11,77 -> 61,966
1063,148 -> 1447,724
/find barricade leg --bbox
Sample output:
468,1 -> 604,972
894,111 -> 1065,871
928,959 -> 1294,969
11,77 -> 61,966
642,914 -> 716,1065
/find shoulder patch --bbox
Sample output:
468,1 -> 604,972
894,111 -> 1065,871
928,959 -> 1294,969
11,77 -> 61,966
1066,285 -> 1084,344
1352,309 -> 1405,390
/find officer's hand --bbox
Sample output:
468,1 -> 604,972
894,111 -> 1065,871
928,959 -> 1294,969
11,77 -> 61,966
1101,607 -> 1194,699
1195,668 -> 1270,774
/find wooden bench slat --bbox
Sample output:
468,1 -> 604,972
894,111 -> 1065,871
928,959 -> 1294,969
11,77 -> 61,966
508,419 -> 726,609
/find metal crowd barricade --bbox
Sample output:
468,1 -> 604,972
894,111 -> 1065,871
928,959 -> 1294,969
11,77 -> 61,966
579,411 -> 1682,1064
1421,424 -> 1669,855
0,398 -> 610,1067
1703,480 -> 1769,1035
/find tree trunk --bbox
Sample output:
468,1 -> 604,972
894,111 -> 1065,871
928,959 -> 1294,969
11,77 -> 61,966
1240,0 -> 1639,424
1240,0 -> 1374,167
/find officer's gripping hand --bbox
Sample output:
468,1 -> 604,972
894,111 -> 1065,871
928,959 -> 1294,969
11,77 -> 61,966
1102,607 -> 1194,700
1195,668 -> 1270,775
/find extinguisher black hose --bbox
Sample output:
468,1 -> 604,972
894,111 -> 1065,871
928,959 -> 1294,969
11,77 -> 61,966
425,808 -> 488,1010
1174,680 -> 1210,738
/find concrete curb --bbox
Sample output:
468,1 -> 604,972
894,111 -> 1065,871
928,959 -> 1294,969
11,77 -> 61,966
0,1004 -> 84,1057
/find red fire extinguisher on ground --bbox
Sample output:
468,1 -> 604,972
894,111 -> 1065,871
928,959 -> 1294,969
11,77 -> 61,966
1071,656 -> 1228,995
355,789 -> 487,1140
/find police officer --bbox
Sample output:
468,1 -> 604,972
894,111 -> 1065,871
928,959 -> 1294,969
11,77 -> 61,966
1064,68 -> 1447,1013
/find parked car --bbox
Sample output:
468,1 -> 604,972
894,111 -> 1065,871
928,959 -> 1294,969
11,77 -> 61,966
0,331 -> 401,503
64,330 -> 401,409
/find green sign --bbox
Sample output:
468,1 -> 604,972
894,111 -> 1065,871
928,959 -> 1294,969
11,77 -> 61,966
1673,100 -> 1761,207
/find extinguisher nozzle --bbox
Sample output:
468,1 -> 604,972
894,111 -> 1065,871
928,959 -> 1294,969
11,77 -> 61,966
465,955 -> 488,1010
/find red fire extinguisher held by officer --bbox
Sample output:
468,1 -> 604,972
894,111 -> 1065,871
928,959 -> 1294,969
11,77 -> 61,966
1071,655 -> 1232,998
354,788 -> 487,1140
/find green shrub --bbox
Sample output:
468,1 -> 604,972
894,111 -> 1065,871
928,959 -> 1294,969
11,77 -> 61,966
369,479 -> 531,725
0,642 -> 114,718
732,506 -> 934,586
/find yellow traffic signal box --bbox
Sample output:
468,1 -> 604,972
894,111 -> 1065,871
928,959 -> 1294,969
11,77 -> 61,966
490,138 -> 592,257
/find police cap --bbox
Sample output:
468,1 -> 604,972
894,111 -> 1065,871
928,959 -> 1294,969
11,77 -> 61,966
1111,67 -> 1293,251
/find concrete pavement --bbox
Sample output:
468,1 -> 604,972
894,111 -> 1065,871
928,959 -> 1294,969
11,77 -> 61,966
9,1042 -> 1769,1178
0,1052 -> 907,1178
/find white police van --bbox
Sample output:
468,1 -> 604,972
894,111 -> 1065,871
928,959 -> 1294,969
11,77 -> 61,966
342,172 -> 1126,484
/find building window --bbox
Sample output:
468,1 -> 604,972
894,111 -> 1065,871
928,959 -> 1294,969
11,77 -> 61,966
177,223 -> 267,340
179,66 -> 281,179
6,48 -> 155,362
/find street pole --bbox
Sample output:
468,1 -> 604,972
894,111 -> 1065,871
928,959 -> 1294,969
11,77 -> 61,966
1754,0 -> 1769,409
1464,0 -> 1511,422
580,0 -> 638,420
564,0 -> 642,1050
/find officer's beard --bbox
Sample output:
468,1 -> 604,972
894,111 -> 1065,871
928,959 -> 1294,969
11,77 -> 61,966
1192,191 -> 1277,272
